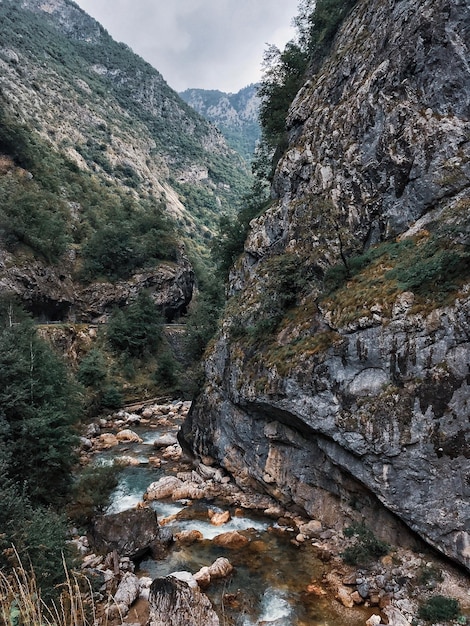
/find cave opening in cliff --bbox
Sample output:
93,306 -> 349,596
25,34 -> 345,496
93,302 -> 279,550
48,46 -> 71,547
25,299 -> 71,323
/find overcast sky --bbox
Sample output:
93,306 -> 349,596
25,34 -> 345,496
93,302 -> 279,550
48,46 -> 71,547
73,0 -> 300,93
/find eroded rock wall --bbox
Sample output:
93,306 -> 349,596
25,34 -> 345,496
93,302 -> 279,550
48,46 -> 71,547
181,0 -> 470,572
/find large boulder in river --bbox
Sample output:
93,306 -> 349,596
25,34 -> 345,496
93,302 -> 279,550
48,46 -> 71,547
149,575 -> 219,626
91,508 -> 172,560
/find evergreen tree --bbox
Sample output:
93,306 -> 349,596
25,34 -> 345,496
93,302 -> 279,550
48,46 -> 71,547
107,291 -> 164,358
0,298 -> 81,506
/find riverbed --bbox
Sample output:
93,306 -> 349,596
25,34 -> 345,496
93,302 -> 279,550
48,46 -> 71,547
90,401 -> 378,626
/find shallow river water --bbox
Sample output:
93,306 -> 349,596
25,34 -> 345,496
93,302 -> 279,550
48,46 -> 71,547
97,413 -> 375,626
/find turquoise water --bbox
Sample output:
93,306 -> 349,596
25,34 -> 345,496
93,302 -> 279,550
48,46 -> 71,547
100,421 -> 372,626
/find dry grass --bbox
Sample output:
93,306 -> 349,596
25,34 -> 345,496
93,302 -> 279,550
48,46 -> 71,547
0,549 -> 96,626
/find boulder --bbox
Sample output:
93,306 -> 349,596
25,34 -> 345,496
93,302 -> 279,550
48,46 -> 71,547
145,476 -> 183,500
174,530 -> 203,545
335,586 -> 354,608
298,520 -> 323,538
98,433 -> 119,448
113,572 -> 140,608
207,557 -> 233,579
153,433 -> 179,448
91,508 -> 171,560
193,566 -> 211,588
191,558 -> 234,588
208,510 -> 231,526
148,575 -> 219,626
116,429 -> 143,443
172,483 -> 205,500
212,531 -> 249,549
383,606 -> 411,626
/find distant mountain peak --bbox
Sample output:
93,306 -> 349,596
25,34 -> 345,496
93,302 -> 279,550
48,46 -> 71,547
180,85 -> 261,161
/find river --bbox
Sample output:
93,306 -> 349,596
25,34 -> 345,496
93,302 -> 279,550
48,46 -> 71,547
92,401 -> 379,626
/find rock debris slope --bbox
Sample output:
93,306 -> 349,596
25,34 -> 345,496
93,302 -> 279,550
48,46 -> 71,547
181,0 -> 470,572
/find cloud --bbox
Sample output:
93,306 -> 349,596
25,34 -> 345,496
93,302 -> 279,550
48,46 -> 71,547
74,0 -> 299,92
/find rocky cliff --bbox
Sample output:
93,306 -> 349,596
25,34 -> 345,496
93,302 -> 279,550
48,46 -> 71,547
181,0 -> 470,572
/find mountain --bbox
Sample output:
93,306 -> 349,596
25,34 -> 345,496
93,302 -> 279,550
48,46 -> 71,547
180,85 -> 261,161
0,0 -> 251,321
181,0 -> 470,574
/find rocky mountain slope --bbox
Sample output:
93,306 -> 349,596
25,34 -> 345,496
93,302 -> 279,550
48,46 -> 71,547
0,0 -> 250,321
181,0 -> 470,573
180,84 -> 261,161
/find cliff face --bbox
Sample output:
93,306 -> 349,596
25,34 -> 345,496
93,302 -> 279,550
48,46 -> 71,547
181,0 -> 470,572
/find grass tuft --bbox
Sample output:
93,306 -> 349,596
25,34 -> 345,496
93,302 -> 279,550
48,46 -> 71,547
0,548 -> 96,626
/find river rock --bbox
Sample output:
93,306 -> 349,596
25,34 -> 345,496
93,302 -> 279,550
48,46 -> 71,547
79,436 -> 93,450
116,429 -> 143,443
145,476 -> 183,500
162,444 -> 182,460
193,566 -> 211,588
383,606 -> 411,626
91,508 -> 170,560
86,423 -> 100,437
98,433 -> 119,448
298,520 -> 323,538
113,571 -> 140,609
208,509 -> 231,526
148,575 -> 219,626
174,529 -> 203,545
139,576 -> 153,600
212,531 -> 249,549
366,616 -> 382,626
207,557 -> 233,579
153,433 -> 179,448
172,483 -> 205,500
335,586 -> 354,608
193,557 -> 233,589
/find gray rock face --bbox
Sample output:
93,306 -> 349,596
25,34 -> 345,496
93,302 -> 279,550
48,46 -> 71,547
181,0 -> 470,573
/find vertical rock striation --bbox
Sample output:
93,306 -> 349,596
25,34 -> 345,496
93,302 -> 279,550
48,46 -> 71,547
181,0 -> 470,572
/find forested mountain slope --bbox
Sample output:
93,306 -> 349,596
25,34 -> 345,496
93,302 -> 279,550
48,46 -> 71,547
0,0 -> 250,321
181,0 -> 470,573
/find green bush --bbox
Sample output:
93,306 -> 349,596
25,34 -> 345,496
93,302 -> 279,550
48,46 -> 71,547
341,523 -> 389,566
386,240 -> 470,298
154,351 -> 181,389
77,348 -> 107,388
0,175 -> 69,262
0,444 -> 75,602
107,292 -> 164,358
80,202 -> 178,281
418,595 -> 460,623
245,253 -> 315,341
417,564 -> 444,587
100,384 -> 123,409
184,278 -> 224,360
68,463 -> 121,527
